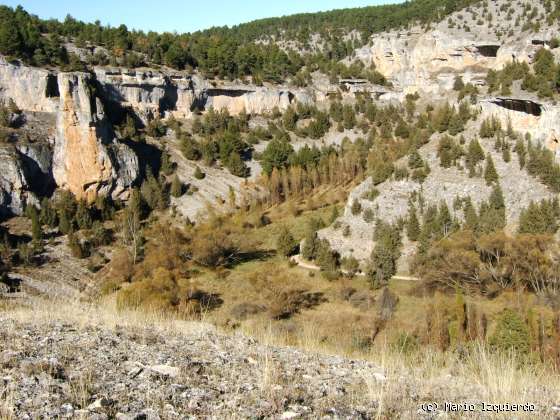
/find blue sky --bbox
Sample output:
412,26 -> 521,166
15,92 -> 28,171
1,0 -> 401,33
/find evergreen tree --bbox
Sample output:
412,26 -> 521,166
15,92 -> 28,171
180,137 -> 201,160
448,112 -> 464,136
301,223 -> 320,260
39,197 -> 57,227
453,75 -> 465,91
408,149 -> 423,169
160,149 -> 174,176
193,165 -> 205,179
518,199 -> 559,234
29,206 -> 42,244
351,199 -> 362,215
368,222 -> 401,288
170,175 -> 183,197
67,231 -> 85,259
463,197 -> 478,231
514,138 -> 526,169
276,226 -> 297,257
484,153 -> 499,185
342,104 -> 356,130
260,138 -> 294,175
478,184 -> 506,234
501,143 -> 511,163
58,209 -> 73,235
226,152 -> 250,177
466,138 -> 485,176
406,204 -> 420,241
282,106 -> 298,131
75,200 -> 92,230
436,201 -> 453,238
316,239 -> 338,276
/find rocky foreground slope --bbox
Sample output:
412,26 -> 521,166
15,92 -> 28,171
1,302 -> 558,419
0,303 -> 384,419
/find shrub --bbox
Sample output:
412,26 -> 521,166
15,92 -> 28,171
190,229 -> 238,267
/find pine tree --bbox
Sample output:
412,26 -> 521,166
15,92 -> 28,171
75,200 -> 92,230
406,204 -> 420,241
316,239 -> 338,275
39,197 -> 57,228
276,226 -> 297,257
466,138 -> 485,176
514,138 -> 526,169
368,222 -> 401,287
58,209 -> 73,235
448,112 -> 464,136
301,228 -> 319,260
518,199 -> 558,234
351,199 -> 362,215
453,75 -> 465,91
484,153 -> 499,185
408,149 -> 423,169
193,165 -> 205,180
170,175 -> 183,197
160,149 -> 174,176
29,206 -> 42,244
436,201 -> 453,238
502,143 -> 511,163
478,184 -> 506,233
463,197 -> 479,231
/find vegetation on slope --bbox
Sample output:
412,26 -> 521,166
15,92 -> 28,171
0,1 -> 480,80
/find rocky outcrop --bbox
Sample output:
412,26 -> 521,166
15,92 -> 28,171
204,86 -> 289,115
202,85 -> 314,115
319,136 -> 555,263
0,57 -> 59,113
354,29 -> 546,95
480,98 -> 560,158
356,30 -> 504,94
94,68 -> 196,121
53,72 -> 138,201
0,143 -> 55,217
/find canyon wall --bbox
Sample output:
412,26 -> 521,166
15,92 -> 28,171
53,73 -> 138,201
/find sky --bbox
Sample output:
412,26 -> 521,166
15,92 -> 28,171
1,0 -> 401,33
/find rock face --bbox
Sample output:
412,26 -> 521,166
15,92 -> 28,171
0,143 -> 54,217
354,28 -> 546,95
94,67 -> 196,121
203,86 -> 294,115
0,57 -> 59,113
480,98 -> 560,158
53,73 -> 138,201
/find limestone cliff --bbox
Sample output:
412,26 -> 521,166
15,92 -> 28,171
94,68 -> 196,121
0,143 -> 54,217
0,57 -> 59,113
480,98 -> 560,158
53,73 -> 138,201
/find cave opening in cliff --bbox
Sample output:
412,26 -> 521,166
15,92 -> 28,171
475,45 -> 500,57
45,74 -> 59,98
491,98 -> 543,117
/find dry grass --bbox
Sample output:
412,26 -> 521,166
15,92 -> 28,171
1,296 -> 212,338
1,297 -> 558,418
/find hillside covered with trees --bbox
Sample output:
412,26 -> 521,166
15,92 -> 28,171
0,1 -> 481,80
